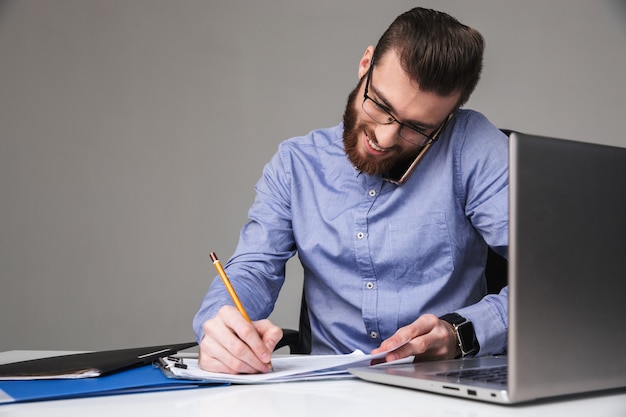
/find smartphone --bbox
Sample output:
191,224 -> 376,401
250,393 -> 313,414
382,141 -> 434,185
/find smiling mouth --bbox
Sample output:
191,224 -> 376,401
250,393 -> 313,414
365,130 -> 389,153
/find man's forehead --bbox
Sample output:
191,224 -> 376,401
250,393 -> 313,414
370,52 -> 459,127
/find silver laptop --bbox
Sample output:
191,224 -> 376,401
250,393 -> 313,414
350,131 -> 626,404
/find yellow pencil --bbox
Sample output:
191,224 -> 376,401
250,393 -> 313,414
210,252 -> 273,371
209,252 -> 251,322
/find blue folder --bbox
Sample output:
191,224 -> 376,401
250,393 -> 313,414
0,363 -> 225,404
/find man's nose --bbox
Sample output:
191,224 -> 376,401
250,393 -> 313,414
374,123 -> 401,148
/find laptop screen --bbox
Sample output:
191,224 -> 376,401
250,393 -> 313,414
508,132 -> 626,401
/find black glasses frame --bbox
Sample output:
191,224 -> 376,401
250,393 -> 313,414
362,58 -> 452,147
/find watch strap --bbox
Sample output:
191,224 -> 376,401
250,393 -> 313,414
440,313 -> 480,358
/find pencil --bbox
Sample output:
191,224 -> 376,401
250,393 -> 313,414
209,252 -> 251,322
210,252 -> 273,371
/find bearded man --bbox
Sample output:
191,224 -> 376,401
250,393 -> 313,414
194,7 -> 508,374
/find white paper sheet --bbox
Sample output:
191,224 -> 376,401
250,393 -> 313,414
160,348 -> 404,384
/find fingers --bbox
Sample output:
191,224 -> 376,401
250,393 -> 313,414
254,319 -> 283,353
198,306 -> 277,374
373,314 -> 459,363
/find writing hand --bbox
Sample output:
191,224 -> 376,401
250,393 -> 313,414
198,305 -> 282,374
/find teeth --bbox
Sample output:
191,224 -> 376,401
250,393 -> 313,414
368,137 -> 386,152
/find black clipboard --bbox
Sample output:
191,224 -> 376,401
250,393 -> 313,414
0,342 -> 196,379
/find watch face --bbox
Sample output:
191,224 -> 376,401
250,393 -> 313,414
457,321 -> 478,355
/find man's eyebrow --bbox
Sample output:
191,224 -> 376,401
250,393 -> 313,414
370,83 -> 439,130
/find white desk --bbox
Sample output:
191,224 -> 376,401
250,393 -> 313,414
1,351 -> 625,417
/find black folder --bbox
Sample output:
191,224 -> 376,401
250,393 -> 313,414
0,342 -> 196,379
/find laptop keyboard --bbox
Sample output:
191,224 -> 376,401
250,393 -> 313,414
436,365 -> 508,386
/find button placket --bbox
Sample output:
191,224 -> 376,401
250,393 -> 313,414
356,177 -> 383,348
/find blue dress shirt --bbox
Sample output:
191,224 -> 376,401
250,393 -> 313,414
193,109 -> 509,356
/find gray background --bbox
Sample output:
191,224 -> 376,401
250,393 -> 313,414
1,0 -> 625,351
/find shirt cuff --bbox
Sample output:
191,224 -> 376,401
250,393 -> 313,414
457,288 -> 508,356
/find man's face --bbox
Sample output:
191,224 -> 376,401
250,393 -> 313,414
343,49 -> 459,177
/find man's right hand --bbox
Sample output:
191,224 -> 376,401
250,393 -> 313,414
198,305 -> 282,374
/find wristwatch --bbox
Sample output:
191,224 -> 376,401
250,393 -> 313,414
440,313 -> 480,358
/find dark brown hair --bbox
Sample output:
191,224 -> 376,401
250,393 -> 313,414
373,7 -> 484,106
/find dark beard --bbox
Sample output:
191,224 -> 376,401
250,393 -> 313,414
342,80 -> 418,176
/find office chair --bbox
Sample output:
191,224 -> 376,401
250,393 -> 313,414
275,247 -> 508,353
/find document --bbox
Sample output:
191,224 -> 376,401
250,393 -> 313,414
160,348 -> 407,384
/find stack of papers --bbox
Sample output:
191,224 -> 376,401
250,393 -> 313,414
160,349 -> 402,384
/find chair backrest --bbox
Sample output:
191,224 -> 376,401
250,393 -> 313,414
485,247 -> 508,294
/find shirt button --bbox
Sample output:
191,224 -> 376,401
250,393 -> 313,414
365,282 -> 374,290
368,189 -> 376,197
370,331 -> 378,339
356,232 -> 365,239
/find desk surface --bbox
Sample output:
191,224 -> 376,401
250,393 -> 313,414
1,351 -> 625,417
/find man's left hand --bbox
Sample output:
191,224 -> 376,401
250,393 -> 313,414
370,314 -> 460,362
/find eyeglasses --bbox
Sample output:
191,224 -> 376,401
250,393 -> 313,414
362,59 -> 452,147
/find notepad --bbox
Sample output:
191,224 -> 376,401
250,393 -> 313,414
160,348 -> 409,384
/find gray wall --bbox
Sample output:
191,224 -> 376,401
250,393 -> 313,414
1,0 -> 625,351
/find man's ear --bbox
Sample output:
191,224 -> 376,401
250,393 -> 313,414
357,46 -> 375,79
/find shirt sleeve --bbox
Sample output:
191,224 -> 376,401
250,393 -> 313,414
453,113 -> 509,355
